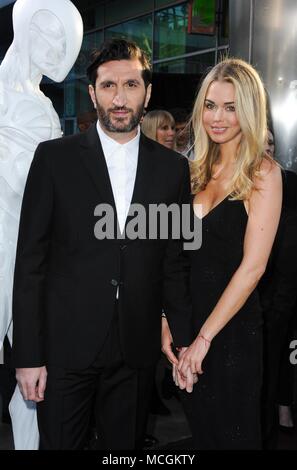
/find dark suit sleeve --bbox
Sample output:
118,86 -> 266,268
162,157 -> 193,347
12,143 -> 53,367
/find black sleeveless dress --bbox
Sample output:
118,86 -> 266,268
183,196 -> 263,449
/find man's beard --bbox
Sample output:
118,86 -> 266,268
96,99 -> 146,133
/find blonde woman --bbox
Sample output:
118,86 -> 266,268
141,109 -> 176,149
162,58 -> 282,449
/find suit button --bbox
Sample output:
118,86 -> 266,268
111,279 -> 118,287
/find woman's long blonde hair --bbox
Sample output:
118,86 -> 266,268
191,58 -> 271,199
141,110 -> 175,144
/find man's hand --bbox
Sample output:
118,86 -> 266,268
178,334 -> 211,390
161,316 -> 178,366
173,347 -> 198,393
161,318 -> 198,393
16,366 -> 47,403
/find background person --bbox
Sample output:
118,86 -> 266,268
169,107 -> 194,160
259,126 -> 297,446
141,109 -> 176,150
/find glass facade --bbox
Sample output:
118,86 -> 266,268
0,1 -> 14,7
218,0 -> 229,45
74,31 -> 104,77
105,14 -> 153,57
104,0 -> 154,25
81,2 -> 105,31
37,0 -> 229,133
154,3 -> 216,61
154,51 -> 215,74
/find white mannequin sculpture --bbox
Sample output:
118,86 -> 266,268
0,0 -> 83,449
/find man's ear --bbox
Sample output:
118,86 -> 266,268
144,83 -> 152,109
88,85 -> 97,109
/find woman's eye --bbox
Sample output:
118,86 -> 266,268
226,105 -> 235,112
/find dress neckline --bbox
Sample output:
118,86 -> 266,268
193,193 -> 231,220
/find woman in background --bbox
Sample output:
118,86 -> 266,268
142,110 -> 176,150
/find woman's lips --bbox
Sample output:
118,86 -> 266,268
210,127 -> 228,134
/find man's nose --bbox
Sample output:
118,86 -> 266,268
112,88 -> 127,107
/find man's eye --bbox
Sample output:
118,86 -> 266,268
102,83 -> 114,88
127,81 -> 137,88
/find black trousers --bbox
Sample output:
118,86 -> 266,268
262,315 -> 291,449
0,337 -> 16,422
37,304 -> 154,450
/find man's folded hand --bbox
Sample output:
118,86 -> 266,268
16,366 -> 47,402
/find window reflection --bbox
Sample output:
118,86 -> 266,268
73,31 -> 103,77
154,51 -> 215,74
65,77 -> 93,119
105,15 -> 152,58
154,3 -> 216,60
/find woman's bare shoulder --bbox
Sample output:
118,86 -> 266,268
250,158 -> 282,206
258,157 -> 281,180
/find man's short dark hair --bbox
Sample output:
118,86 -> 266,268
87,38 -> 152,88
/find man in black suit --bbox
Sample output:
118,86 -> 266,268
12,39 -> 192,449
260,170 -> 297,449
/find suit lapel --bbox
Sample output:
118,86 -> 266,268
80,125 -> 157,241
79,123 -> 116,211
124,133 -> 157,237
130,133 -> 156,207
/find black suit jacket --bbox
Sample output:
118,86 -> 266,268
12,124 -> 193,369
259,170 -> 297,328
259,207 -> 297,327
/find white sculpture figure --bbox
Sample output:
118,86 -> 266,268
0,0 -> 83,449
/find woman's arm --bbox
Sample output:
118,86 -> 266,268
179,160 -> 282,377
